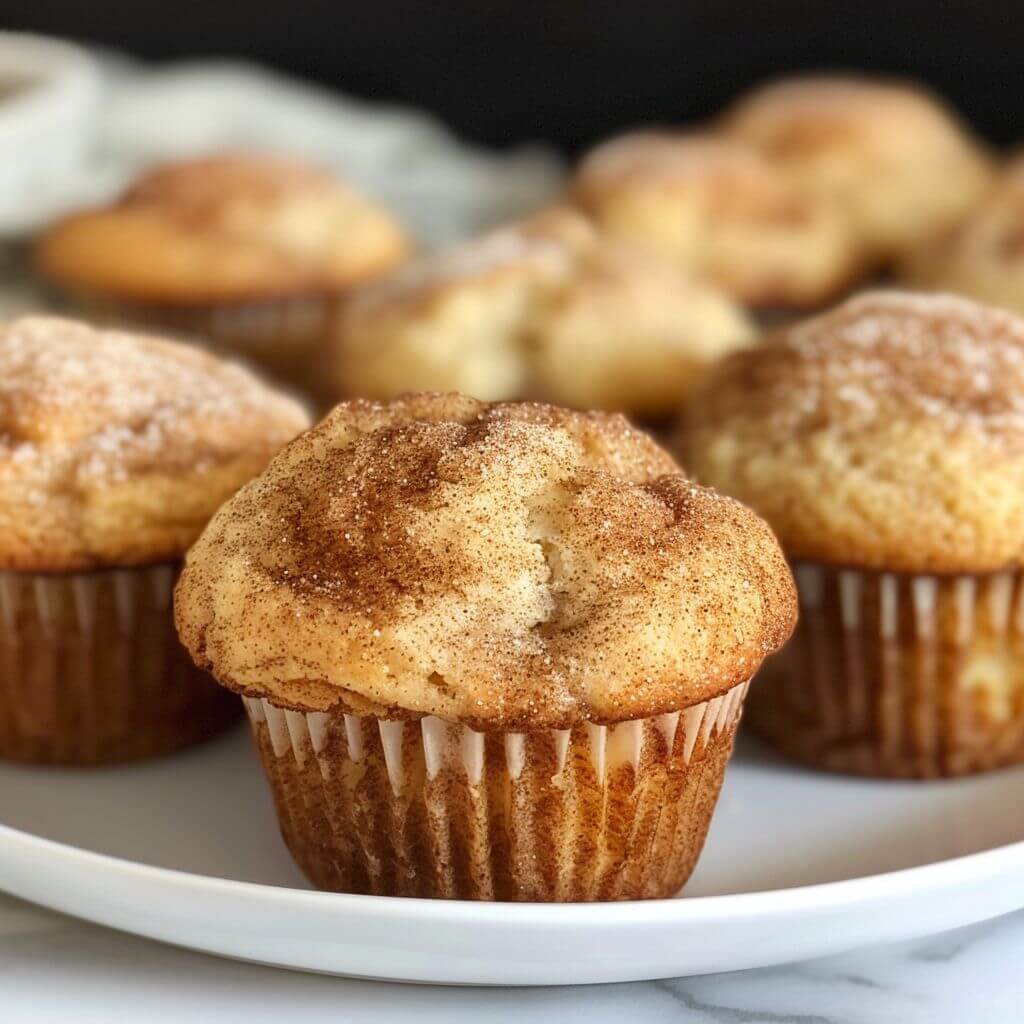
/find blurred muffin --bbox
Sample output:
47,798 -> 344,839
333,208 -> 754,418
680,291 -> 1024,778
568,132 -> 864,310
902,155 -> 1024,312
34,153 -> 411,397
175,392 -> 796,900
0,315 -> 309,764
721,76 -> 992,262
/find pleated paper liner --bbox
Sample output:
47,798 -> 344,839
243,678 -> 750,902
749,564 -> 1024,779
70,294 -> 337,404
0,565 -> 240,765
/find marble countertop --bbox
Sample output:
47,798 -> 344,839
2,892 -> 1019,1022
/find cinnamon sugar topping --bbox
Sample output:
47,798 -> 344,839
682,291 -> 1024,573
0,316 -> 309,571
745,291 -> 1024,442
175,392 -> 796,729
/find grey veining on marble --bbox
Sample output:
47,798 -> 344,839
0,891 -> 1019,1023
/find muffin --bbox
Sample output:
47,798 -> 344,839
902,156 -> 1024,312
0,315 -> 309,764
33,153 -> 411,398
720,76 -> 993,263
680,291 -> 1024,779
333,208 -> 754,419
175,392 -> 796,900
568,132 -> 864,311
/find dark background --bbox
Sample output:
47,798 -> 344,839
6,2 -> 1024,151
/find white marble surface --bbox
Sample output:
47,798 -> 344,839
1,891 -> 1019,1022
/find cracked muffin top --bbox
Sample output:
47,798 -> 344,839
33,153 -> 411,305
0,316 -> 310,572
720,75 -> 992,260
174,392 -> 796,729
680,291 -> 1024,573
332,206 -> 754,417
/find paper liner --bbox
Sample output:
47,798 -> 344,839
750,564 -> 1024,778
74,295 -> 337,403
243,679 -> 749,901
0,565 -> 239,765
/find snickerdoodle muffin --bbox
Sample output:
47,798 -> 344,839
332,208 -> 754,418
175,392 -> 796,901
902,156 -> 1024,313
33,153 -> 411,397
568,132 -> 864,311
0,315 -> 309,764
720,76 -> 992,263
680,291 -> 1024,779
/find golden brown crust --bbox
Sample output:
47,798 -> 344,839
568,132 -> 865,308
720,76 -> 993,259
681,291 -> 1024,573
0,316 -> 310,571
175,393 -> 796,729
34,153 -> 411,305
332,207 -> 755,417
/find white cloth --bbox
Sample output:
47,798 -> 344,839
30,55 -> 564,245
0,53 -> 564,316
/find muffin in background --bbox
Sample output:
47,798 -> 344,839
902,155 -> 1024,313
680,291 -> 1024,779
33,153 -> 411,398
332,208 -> 755,419
720,75 -> 992,263
175,392 -> 797,901
568,132 -> 864,311
0,315 -> 309,764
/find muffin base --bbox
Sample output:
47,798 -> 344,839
750,564 -> 1024,778
0,565 -> 240,765
244,680 -> 749,902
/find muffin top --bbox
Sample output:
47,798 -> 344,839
902,156 -> 1024,313
681,291 -> 1024,573
0,316 -> 310,572
175,392 -> 796,729
334,207 -> 754,417
720,76 -> 992,257
34,153 -> 411,305
568,131 -> 863,308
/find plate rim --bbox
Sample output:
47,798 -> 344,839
2,820 -> 1022,923
4,821 -> 1024,983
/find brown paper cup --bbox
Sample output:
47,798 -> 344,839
749,563 -> 1024,778
243,679 -> 750,901
0,564 -> 240,765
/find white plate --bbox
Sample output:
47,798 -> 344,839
0,726 -> 1022,985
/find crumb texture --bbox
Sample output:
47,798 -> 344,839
0,316 -> 310,570
34,153 -> 410,303
176,393 -> 796,728
333,207 -> 754,417
682,291 -> 1024,572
